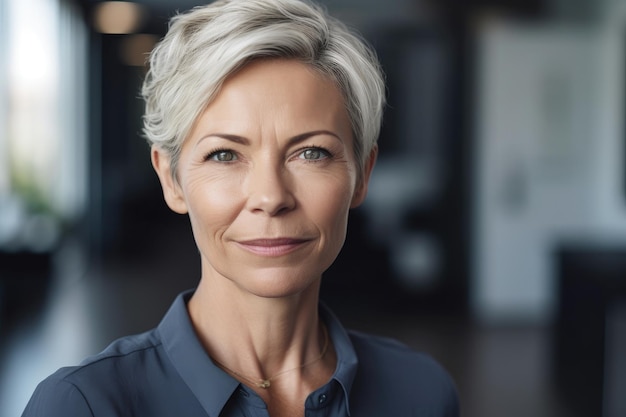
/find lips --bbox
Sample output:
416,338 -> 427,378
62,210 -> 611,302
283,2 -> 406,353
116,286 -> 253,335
235,238 -> 311,256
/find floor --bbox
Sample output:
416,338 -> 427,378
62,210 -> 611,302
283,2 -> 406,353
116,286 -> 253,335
0,232 -> 573,417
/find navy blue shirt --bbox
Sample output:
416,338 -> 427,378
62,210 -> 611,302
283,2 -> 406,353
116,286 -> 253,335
22,291 -> 459,416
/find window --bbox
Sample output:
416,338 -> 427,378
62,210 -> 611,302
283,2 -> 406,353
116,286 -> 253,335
0,0 -> 87,252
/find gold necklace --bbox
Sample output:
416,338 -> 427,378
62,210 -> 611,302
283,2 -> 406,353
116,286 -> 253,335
212,325 -> 329,389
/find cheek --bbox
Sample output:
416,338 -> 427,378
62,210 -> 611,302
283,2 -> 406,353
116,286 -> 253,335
309,183 -> 353,270
301,173 -> 354,233
183,173 -> 243,239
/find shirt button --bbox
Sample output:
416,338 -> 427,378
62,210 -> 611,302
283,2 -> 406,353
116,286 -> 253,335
318,394 -> 327,404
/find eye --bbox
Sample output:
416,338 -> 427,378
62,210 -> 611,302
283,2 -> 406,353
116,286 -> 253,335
298,147 -> 331,161
206,149 -> 237,162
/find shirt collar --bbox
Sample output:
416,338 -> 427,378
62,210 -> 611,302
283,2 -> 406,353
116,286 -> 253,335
158,290 -> 239,417
319,302 -> 358,416
158,290 -> 359,417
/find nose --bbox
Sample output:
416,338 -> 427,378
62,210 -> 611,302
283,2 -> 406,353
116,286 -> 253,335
245,160 -> 296,216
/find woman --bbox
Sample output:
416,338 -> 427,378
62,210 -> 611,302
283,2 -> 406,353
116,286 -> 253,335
22,0 -> 459,416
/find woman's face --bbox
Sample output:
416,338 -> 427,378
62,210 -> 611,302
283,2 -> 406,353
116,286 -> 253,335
152,59 -> 375,299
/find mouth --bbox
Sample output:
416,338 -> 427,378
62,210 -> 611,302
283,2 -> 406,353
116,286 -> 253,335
235,238 -> 312,257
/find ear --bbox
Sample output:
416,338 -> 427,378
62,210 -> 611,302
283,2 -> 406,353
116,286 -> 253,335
151,146 -> 188,214
351,145 -> 377,208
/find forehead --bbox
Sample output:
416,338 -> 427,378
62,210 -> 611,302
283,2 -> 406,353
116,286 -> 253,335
193,59 -> 351,138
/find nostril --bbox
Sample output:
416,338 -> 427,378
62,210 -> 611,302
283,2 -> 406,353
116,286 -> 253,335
246,179 -> 296,216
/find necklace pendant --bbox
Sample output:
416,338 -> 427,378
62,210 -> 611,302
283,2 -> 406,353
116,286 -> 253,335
258,380 -> 271,389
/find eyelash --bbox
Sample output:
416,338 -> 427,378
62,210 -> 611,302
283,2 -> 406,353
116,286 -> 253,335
295,146 -> 333,162
202,146 -> 333,163
203,148 -> 237,162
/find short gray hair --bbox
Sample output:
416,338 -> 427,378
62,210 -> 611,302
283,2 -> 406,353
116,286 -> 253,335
142,0 -> 385,177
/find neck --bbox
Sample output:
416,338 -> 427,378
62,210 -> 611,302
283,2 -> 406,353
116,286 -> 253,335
187,270 -> 327,388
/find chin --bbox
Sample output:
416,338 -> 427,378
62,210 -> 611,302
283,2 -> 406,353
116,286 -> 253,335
235,268 -> 322,299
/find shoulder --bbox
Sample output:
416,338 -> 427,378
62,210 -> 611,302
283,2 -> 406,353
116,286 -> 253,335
70,327 -> 163,382
347,330 -> 460,417
348,329 -> 447,376
22,329 -> 164,417
22,373 -> 94,417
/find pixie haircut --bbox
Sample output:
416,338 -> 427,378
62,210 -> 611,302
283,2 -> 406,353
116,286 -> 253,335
142,0 -> 385,177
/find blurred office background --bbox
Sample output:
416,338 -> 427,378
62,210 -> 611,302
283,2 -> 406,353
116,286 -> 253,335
1,0 -> 626,415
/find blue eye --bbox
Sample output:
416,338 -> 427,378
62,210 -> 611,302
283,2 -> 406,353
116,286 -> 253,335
207,149 -> 237,162
299,147 -> 330,161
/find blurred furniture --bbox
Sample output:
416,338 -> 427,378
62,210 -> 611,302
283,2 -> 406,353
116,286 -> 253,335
555,244 -> 626,417
0,251 -> 52,331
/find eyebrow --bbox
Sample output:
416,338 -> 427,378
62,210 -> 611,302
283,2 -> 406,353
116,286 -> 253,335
197,130 -> 343,147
